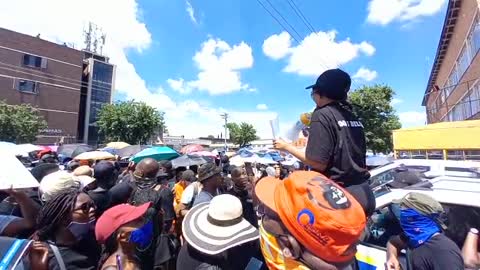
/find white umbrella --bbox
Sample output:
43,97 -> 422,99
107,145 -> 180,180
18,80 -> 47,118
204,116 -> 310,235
15,144 -> 43,156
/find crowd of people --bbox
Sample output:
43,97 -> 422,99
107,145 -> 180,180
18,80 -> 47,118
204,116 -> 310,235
0,69 -> 476,270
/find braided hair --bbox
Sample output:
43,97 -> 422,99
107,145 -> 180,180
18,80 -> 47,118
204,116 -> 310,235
97,231 -> 118,270
36,188 -> 81,242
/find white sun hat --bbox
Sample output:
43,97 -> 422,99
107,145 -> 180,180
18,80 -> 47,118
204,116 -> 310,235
182,194 -> 259,255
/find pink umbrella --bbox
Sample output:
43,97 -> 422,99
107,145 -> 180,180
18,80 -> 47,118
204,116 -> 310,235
190,151 -> 217,158
181,144 -> 204,154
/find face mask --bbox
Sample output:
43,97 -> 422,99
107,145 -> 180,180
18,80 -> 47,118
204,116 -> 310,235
259,224 -> 309,270
129,221 -> 153,249
67,219 -> 96,241
399,208 -> 440,248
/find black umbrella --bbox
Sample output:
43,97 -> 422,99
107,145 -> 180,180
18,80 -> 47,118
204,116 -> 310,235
172,155 -> 207,168
117,145 -> 151,159
57,144 -> 93,158
30,163 -> 60,181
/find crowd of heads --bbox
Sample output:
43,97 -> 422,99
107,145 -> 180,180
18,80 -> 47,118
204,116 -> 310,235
0,147 -> 474,270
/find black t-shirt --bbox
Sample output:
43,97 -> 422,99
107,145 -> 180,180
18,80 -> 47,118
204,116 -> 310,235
177,242 -> 265,270
406,234 -> 464,270
47,245 -> 96,270
306,103 -> 369,186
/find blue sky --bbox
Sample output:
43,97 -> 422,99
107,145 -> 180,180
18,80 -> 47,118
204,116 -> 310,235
1,0 -> 448,138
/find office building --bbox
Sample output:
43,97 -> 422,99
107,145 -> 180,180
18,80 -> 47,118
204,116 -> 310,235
423,0 -> 480,123
0,27 -> 115,145
0,27 -> 83,144
78,52 -> 115,145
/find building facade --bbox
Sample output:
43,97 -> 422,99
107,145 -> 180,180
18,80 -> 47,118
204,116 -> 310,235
0,28 -> 84,144
78,52 -> 115,145
0,28 -> 115,145
423,0 -> 480,123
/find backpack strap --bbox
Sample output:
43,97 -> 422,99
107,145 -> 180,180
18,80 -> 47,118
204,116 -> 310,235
0,239 -> 25,270
49,244 -> 67,270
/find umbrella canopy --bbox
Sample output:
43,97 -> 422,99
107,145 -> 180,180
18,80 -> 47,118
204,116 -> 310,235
190,151 -> 217,158
171,155 -> 208,168
180,144 -> 205,154
106,142 -> 131,149
117,145 -> 151,158
57,144 -> 93,158
15,144 -> 43,156
74,151 -> 115,161
130,146 -> 180,163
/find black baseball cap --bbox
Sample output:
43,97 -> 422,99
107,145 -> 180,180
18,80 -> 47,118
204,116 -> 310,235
306,68 -> 351,101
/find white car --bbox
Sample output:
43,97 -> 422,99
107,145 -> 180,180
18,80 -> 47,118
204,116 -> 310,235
368,159 -> 480,188
355,176 -> 480,269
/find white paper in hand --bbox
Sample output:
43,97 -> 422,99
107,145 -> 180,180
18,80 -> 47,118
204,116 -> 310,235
270,118 -> 280,140
0,153 -> 39,190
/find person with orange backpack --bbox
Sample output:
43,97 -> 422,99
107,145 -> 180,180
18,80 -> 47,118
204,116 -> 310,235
254,171 -> 366,270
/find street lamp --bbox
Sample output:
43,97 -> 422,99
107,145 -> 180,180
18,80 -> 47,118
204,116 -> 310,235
220,113 -> 228,151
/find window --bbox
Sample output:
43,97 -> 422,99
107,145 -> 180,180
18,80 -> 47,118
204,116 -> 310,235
447,150 -> 464,160
22,54 -> 46,69
457,46 -> 472,79
410,150 -> 427,159
369,170 -> 396,187
427,150 -> 444,160
470,82 -> 480,116
16,80 -> 37,93
465,150 -> 480,160
443,204 -> 480,249
467,15 -> 480,59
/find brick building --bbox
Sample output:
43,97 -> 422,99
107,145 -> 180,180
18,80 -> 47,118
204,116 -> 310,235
423,0 -> 480,123
0,28 -> 115,145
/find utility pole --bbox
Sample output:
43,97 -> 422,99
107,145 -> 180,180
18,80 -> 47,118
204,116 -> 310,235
220,113 -> 228,151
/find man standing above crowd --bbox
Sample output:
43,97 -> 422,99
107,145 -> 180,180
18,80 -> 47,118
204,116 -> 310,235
274,69 -> 375,216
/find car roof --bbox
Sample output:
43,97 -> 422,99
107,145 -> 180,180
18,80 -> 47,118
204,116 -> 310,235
376,184 -> 480,208
392,159 -> 480,167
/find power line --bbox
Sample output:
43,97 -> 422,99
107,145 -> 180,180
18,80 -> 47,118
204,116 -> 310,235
285,0 -> 316,34
0,60 -> 114,89
255,0 -> 301,44
0,64 -> 113,93
263,0 -> 303,42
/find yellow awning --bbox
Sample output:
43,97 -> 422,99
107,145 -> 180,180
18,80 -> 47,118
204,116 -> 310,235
393,120 -> 480,150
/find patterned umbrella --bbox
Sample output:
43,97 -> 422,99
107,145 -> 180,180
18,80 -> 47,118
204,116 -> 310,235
180,144 -> 205,154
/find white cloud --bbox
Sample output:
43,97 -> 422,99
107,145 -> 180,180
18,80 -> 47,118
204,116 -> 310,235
0,0 -> 274,139
391,98 -> 403,105
0,0 -> 170,108
185,1 -> 198,25
262,32 -> 291,60
399,111 -> 427,127
352,67 -> 378,82
164,100 -> 279,139
256,104 -> 268,110
168,38 -> 255,95
167,78 -> 191,94
263,31 -> 376,76
367,0 -> 447,26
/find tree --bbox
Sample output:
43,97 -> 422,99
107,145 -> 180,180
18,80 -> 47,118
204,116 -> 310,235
97,100 -> 166,145
0,100 -> 47,143
348,85 -> 401,154
226,122 -> 258,147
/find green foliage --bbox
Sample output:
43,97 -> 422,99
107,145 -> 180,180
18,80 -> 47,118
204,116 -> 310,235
348,84 -> 402,154
226,122 -> 258,147
0,100 -> 47,143
97,100 -> 166,145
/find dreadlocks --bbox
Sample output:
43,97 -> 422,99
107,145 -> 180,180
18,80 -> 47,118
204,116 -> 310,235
36,188 -> 81,241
